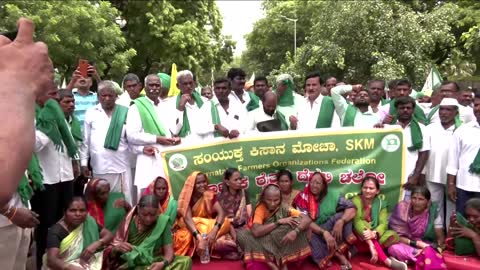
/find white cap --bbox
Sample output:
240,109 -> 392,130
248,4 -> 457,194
439,98 -> 459,108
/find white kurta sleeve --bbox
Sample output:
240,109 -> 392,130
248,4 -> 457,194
125,105 -> 157,145
446,129 -> 461,176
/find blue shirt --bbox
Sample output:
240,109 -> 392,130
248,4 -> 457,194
73,90 -> 98,132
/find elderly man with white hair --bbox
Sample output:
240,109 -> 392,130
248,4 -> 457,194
80,80 -> 133,204
125,74 -> 180,193
275,73 -> 304,127
422,98 -> 460,228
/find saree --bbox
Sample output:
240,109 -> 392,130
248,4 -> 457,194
103,207 -> 191,270
282,189 -> 300,208
236,204 -> 311,267
142,177 -> 178,226
173,171 -> 231,257
388,201 -> 445,268
43,215 -> 102,270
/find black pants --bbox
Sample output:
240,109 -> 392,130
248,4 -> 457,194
31,180 -> 73,269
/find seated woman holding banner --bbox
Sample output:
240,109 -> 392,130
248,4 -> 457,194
237,183 -> 311,270
388,186 -> 446,268
141,176 -> 178,226
293,172 -> 357,270
173,171 -> 232,259
352,176 -> 407,270
277,169 -> 300,207
45,197 -> 113,270
85,178 -> 130,233
444,198 -> 480,270
103,195 -> 191,270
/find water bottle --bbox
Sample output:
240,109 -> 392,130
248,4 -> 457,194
200,233 -> 210,264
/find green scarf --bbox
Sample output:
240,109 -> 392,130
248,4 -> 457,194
469,148 -> 480,174
82,215 -> 100,250
406,118 -> 423,151
315,96 -> 335,128
133,97 -> 167,136
381,98 -> 389,106
276,79 -> 295,107
370,196 -> 386,229
122,213 -> 170,267
316,191 -> 340,225
69,115 -> 83,142
175,92 -> 204,137
454,212 -> 478,255
422,202 -> 438,243
388,100 -> 427,124
426,105 -> 462,128
275,110 -> 289,131
36,100 -> 78,158
17,154 -> 44,205
342,104 -> 358,127
246,91 -> 260,112
104,192 -> 127,233
210,100 -> 222,137
104,105 -> 129,150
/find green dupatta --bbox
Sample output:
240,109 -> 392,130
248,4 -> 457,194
36,99 -> 78,158
315,96 -> 336,128
104,192 -> 127,233
69,115 -> 83,142
421,202 -> 438,243
59,215 -> 99,261
17,154 -> 44,205
210,100 -> 222,137
352,195 -> 387,230
246,91 -> 261,112
426,105 -> 462,128
133,97 -> 167,136
122,214 -> 170,267
275,110 -> 289,131
104,105 -> 129,150
316,191 -> 340,225
175,92 -> 204,137
454,212 -> 478,255
276,79 -> 295,107
343,104 -> 357,127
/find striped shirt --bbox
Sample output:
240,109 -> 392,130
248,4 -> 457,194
73,89 -> 98,131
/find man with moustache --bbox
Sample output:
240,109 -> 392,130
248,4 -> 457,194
331,84 -> 380,127
126,74 -> 180,192
227,68 -> 261,113
253,76 -> 269,100
447,91 -> 480,215
368,79 -> 387,112
423,98 -> 460,227
324,76 -> 337,96
457,88 -> 474,107
248,91 -> 289,132
117,73 -> 142,107
290,72 -> 340,130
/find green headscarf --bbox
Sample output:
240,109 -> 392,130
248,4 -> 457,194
158,73 -> 171,89
275,74 -> 295,107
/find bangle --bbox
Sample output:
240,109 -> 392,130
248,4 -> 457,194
410,240 -> 417,247
163,259 -> 169,267
7,207 -> 17,220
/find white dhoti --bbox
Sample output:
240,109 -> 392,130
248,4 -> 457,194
134,151 -> 167,196
0,225 -> 31,270
93,170 -> 133,205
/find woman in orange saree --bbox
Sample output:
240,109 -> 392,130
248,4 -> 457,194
172,171 -> 232,259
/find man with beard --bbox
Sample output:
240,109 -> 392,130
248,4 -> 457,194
447,91 -> 480,215
423,98 -> 460,228
126,74 -> 180,192
368,79 -> 387,112
248,91 -> 288,132
331,84 -> 380,127
211,77 -> 246,139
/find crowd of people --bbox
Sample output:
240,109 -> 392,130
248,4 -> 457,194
1,18 -> 480,270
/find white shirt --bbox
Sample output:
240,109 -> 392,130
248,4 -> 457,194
389,121 -> 430,177
212,97 -> 248,135
331,85 -> 380,128
116,92 -> 132,107
35,126 -> 74,185
296,95 -> 340,130
427,104 -> 475,125
229,90 -> 263,115
80,104 -> 130,174
247,107 -> 283,132
424,122 -> 456,184
446,121 -> 480,192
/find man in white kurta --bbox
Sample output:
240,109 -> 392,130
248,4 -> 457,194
248,91 -> 288,132
423,98 -> 459,227
126,74 -> 179,192
81,81 -> 132,204
227,68 -> 262,116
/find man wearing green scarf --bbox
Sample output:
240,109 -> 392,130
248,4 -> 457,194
79,81 -> 133,204
126,74 -> 180,192
275,74 -> 304,128
227,68 -> 262,114
447,91 -> 480,216
248,91 -> 289,132
290,72 -> 340,130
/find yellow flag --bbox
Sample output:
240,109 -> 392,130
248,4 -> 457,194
168,63 -> 181,97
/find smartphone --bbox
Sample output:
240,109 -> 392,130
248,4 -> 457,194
77,59 -> 89,78
0,30 -> 18,40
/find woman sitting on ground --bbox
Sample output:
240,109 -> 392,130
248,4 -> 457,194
45,196 -> 113,270
141,176 -> 178,225
277,169 -> 300,207
173,171 -> 232,258
388,186 -> 446,268
237,183 -> 311,270
103,195 -> 191,270
85,178 -> 130,233
444,198 -> 480,269
293,172 -> 357,270
351,176 -> 406,270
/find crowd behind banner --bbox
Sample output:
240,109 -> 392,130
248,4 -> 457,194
2,63 -> 480,270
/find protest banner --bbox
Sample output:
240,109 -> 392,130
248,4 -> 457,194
162,127 -> 406,211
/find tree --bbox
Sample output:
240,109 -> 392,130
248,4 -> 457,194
0,0 -> 136,80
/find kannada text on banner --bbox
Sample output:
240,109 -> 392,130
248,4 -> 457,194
162,127 -> 406,211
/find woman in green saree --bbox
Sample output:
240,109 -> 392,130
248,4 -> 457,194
44,196 -> 113,270
85,178 -> 130,233
103,195 -> 191,270
141,176 -> 178,226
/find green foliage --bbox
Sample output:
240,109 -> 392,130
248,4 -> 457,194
242,0 -> 480,87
